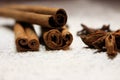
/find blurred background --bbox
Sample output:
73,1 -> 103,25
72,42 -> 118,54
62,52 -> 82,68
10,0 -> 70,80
0,0 -> 120,80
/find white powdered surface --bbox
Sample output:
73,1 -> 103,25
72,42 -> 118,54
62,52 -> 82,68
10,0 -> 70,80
0,0 -> 120,80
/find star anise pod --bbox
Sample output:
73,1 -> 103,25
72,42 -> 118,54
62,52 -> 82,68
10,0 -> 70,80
77,24 -> 111,36
77,24 -> 120,59
80,30 -> 106,48
113,30 -> 120,50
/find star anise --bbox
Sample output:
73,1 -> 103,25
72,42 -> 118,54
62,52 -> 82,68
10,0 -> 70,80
77,24 -> 120,59
77,24 -> 111,36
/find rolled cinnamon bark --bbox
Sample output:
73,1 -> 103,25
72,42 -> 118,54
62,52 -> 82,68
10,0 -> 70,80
14,22 -> 29,51
0,8 -> 64,28
41,25 -> 73,50
23,23 -> 40,51
3,5 -> 67,27
60,25 -> 73,49
14,22 -> 39,51
42,29 -> 63,50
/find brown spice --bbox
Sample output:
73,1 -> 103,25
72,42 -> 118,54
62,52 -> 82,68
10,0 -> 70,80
0,5 -> 72,51
80,30 -> 106,48
42,28 -> 63,50
105,33 -> 117,57
24,23 -> 39,50
60,25 -> 73,50
77,24 -> 119,59
14,22 -> 28,51
14,22 -> 39,52
113,30 -> 120,50
77,24 -> 111,36
0,5 -> 67,28
41,25 -> 73,50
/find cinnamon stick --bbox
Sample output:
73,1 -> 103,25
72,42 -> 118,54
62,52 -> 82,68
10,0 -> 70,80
0,7 -> 66,28
2,5 -> 67,27
14,22 -> 39,51
4,5 -> 67,15
24,23 -> 39,51
60,25 -> 73,49
41,25 -> 73,50
14,22 -> 28,51
42,28 -> 63,50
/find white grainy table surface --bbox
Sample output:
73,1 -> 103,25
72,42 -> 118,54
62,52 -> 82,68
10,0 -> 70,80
0,0 -> 120,80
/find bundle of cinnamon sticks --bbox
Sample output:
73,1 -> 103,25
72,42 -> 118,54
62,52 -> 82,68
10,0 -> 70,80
0,5 -> 73,51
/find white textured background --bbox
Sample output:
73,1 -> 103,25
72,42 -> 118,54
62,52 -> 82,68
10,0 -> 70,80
0,0 -> 120,80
